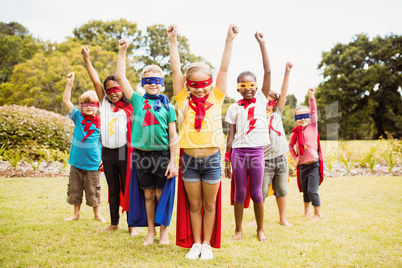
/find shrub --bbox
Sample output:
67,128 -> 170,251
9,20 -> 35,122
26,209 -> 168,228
0,105 -> 74,152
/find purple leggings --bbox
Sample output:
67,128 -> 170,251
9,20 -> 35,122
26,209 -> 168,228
232,147 -> 264,203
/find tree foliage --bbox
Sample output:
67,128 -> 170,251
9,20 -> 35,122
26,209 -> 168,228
0,22 -> 41,83
72,18 -> 140,54
316,34 -> 402,139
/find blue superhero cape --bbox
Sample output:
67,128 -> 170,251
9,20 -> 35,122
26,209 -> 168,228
127,158 -> 175,227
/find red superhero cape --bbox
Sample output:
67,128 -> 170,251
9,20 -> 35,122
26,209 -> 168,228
296,133 -> 324,192
176,149 -> 222,249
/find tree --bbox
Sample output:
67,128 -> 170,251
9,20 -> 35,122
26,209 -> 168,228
285,94 -> 297,108
0,22 -> 41,83
316,34 -> 402,139
136,24 -> 208,100
72,19 -> 140,54
1,39 -> 138,113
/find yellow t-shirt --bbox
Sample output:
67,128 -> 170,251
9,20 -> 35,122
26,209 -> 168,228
176,86 -> 225,148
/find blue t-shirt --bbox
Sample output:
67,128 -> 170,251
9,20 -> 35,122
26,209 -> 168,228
128,92 -> 176,151
68,107 -> 102,171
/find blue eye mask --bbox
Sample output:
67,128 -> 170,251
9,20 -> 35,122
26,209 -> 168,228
141,77 -> 164,86
294,113 -> 311,121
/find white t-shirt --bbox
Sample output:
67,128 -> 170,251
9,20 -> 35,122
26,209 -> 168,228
100,96 -> 128,148
225,92 -> 270,148
263,105 -> 288,159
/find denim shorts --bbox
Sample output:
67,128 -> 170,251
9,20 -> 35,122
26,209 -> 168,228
133,149 -> 170,190
262,154 -> 288,198
182,150 -> 222,184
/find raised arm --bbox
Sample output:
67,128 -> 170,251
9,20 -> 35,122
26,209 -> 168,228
308,88 -> 317,125
255,32 -> 271,98
216,24 -> 238,94
277,62 -> 293,110
81,47 -> 104,103
63,72 -> 75,114
116,39 -> 134,100
167,24 -> 184,96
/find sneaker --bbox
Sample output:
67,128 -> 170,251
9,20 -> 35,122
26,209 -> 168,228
185,242 -> 202,260
200,242 -> 213,260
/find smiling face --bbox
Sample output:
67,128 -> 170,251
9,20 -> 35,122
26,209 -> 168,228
186,72 -> 212,99
237,75 -> 257,100
81,100 -> 99,116
105,80 -> 123,104
142,71 -> 164,95
295,108 -> 311,127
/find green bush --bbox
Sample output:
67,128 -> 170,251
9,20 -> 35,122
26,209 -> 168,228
0,105 -> 74,152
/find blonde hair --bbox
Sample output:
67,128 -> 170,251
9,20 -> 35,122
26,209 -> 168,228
179,62 -> 213,130
293,106 -> 310,116
141,65 -> 164,78
79,90 -> 99,103
269,91 -> 280,112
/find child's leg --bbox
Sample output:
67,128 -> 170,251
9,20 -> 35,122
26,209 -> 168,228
231,148 -> 249,240
143,188 -> 157,245
306,161 -> 322,222
273,155 -> 293,226
93,205 -> 106,222
300,164 -> 312,217
65,166 -> 84,221
183,181 -> 203,243
155,188 -> 169,245
65,204 -> 81,221
303,202 -> 311,217
201,181 -> 220,244
248,148 -> 266,241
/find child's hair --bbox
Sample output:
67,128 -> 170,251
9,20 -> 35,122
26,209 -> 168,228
179,62 -> 213,130
103,75 -> 129,105
269,91 -> 280,112
293,106 -> 310,117
237,71 -> 257,83
141,65 -> 164,78
79,90 -> 99,104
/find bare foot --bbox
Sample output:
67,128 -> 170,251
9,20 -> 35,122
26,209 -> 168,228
99,225 -> 119,233
257,229 -> 267,241
308,214 -> 322,222
247,219 -> 257,227
94,215 -> 106,223
143,231 -> 156,245
280,219 -> 294,227
302,210 -> 311,218
64,214 -> 79,222
232,229 -> 243,241
159,226 -> 169,245
129,227 -> 139,237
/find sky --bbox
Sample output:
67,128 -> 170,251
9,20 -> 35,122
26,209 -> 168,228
1,0 -> 401,102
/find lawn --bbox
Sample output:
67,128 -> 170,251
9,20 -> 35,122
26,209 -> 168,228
0,175 -> 401,267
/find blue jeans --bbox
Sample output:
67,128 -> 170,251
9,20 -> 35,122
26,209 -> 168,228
182,150 -> 222,184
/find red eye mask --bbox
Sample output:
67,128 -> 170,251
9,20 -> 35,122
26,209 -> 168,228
186,77 -> 213,88
81,102 -> 99,109
267,100 -> 277,106
106,86 -> 123,95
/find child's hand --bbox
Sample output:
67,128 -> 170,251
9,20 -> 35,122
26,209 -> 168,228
81,46 -> 90,60
118,39 -> 129,52
165,161 -> 177,179
225,162 -> 232,179
254,31 -> 265,44
285,62 -> 293,72
295,156 -> 301,165
167,24 -> 178,39
66,72 -> 75,85
227,24 -> 239,40
308,87 -> 315,98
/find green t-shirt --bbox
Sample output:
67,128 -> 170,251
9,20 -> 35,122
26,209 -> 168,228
128,92 -> 176,151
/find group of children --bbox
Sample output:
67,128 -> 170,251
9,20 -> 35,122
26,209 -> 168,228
62,23 -> 324,261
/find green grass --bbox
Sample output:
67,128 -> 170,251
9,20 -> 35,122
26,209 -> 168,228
0,175 -> 401,267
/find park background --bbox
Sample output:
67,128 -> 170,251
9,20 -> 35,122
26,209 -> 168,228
0,0 -> 401,267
